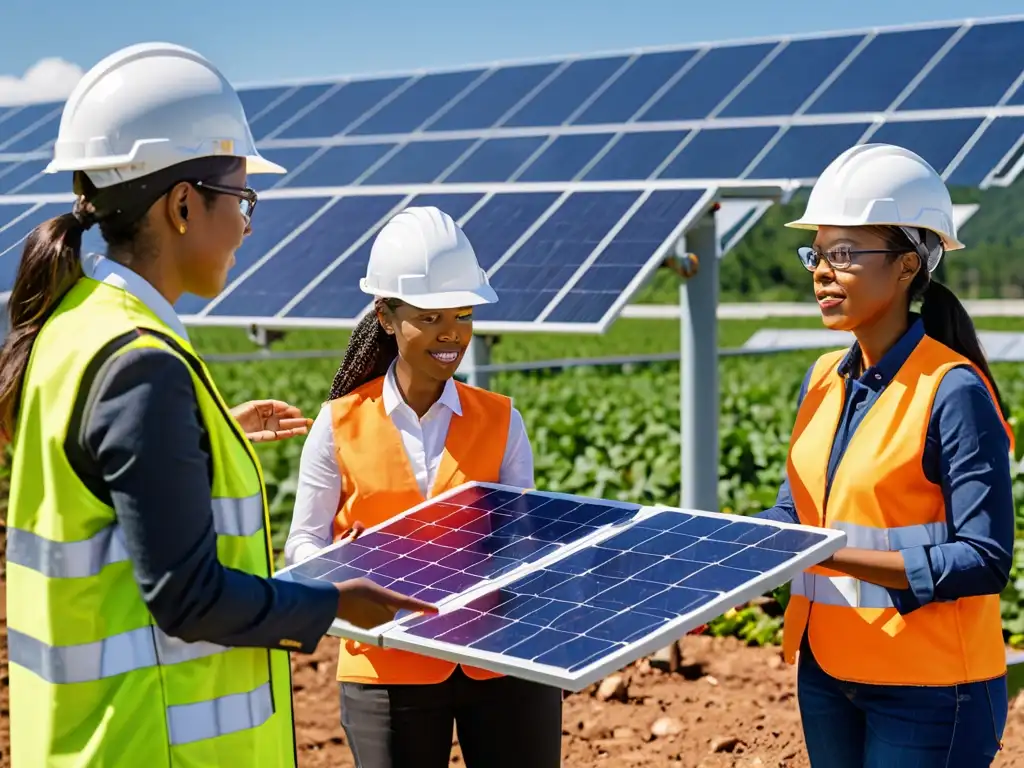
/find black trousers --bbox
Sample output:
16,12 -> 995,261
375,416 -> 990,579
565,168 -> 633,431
339,666 -> 563,768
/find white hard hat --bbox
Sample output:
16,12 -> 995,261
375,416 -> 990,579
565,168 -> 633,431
45,42 -> 285,188
787,143 -> 962,270
360,206 -> 498,309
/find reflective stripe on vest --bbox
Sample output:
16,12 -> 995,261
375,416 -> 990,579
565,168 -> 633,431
7,493 -> 264,578
790,521 -> 947,609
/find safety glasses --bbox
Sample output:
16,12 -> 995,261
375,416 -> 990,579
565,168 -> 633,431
191,180 -> 259,223
797,245 -> 905,272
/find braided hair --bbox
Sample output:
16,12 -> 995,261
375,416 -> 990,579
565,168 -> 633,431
328,298 -> 400,400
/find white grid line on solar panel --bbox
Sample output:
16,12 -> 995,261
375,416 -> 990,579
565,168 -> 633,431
251,106 -> 1024,149
274,482 -> 648,639
2,105 -> 1023,170
221,20 -> 1017,141
370,488 -> 845,690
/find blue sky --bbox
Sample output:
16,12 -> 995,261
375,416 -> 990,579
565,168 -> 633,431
1,0 -> 1022,99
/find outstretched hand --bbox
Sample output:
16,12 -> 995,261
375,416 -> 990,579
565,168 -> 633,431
231,399 -> 313,443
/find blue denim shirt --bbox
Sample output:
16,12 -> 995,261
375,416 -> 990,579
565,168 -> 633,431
758,317 -> 1015,615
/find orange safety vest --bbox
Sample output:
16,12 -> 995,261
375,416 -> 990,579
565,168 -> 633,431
782,334 -> 1014,686
329,376 -> 512,685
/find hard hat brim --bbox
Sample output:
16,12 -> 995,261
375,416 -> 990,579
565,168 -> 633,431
362,282 -> 499,310
784,216 -> 965,251
245,152 -> 287,175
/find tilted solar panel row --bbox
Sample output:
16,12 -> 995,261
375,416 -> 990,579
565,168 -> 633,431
0,187 -> 714,331
3,115 -> 1023,197
1,18 -> 1023,156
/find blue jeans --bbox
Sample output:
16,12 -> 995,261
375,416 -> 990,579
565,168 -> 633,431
798,641 -> 1008,767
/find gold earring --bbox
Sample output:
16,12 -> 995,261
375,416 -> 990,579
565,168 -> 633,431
179,224 -> 187,235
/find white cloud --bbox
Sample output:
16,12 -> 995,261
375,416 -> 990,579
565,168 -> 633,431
0,58 -> 84,106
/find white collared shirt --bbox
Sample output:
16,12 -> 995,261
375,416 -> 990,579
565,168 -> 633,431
283,361 -> 535,566
80,252 -> 190,341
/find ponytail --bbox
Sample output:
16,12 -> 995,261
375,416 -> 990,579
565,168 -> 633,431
0,212 -> 87,442
328,299 -> 399,400
920,280 -> 1010,421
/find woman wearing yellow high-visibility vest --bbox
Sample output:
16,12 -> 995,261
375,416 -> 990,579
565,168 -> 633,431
758,144 -> 1015,766
0,43 -> 435,768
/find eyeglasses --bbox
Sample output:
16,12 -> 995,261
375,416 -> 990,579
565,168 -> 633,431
797,245 -> 906,272
191,180 -> 259,223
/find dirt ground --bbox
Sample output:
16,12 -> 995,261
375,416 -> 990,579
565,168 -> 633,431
3,565 -> 1024,767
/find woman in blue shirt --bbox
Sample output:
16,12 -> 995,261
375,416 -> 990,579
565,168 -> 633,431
759,143 -> 1015,767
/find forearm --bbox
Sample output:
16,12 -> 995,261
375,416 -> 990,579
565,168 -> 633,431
821,548 -> 910,590
86,347 -> 338,653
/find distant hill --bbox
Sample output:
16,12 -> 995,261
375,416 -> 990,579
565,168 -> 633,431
635,177 -> 1024,304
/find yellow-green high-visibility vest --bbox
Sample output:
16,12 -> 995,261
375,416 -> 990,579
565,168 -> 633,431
7,277 -> 297,767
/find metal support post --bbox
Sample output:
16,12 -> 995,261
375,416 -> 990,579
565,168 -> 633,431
460,335 -> 492,390
678,211 -> 720,512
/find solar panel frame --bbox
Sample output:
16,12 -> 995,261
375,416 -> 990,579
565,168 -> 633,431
274,481 -> 846,691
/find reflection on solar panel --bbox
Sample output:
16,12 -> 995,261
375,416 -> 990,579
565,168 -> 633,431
1,16 -> 1022,327
275,482 -> 844,691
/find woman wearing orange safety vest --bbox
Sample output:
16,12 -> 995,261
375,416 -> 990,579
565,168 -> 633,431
758,143 -> 1015,767
284,205 -> 563,768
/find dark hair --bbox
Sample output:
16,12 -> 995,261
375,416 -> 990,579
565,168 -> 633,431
328,299 -> 401,400
871,225 -> 1010,421
0,156 -> 242,442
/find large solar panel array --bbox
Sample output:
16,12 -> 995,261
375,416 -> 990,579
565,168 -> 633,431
1,16 -> 1023,332
275,482 -> 845,690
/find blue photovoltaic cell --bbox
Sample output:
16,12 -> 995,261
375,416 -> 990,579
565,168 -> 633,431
442,136 -> 547,183
637,43 -> 775,122
351,70 -> 486,136
0,103 -> 60,152
544,189 -> 707,324
1011,80 -> 1024,106
285,193 -> 483,319
272,77 -> 409,139
458,191 -> 561,271
515,133 -> 615,182
11,166 -> 70,196
281,143 -> 397,188
249,147 -> 319,191
947,117 -> 1024,187
804,27 -> 956,114
209,195 -> 403,317
478,191 -> 640,323
582,130 -> 688,181
0,160 -> 48,194
176,197 -> 329,316
502,57 -> 628,128
0,203 -> 67,292
572,50 -> 699,125
868,118 -> 982,175
0,204 -> 32,233
398,510 -> 828,672
279,486 -> 640,608
898,21 -> 1024,111
248,84 -> 334,140
658,126 -> 777,179
745,122 -> 871,179
425,64 -> 560,132
238,87 -> 293,122
362,140 -> 477,185
718,35 -> 864,118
